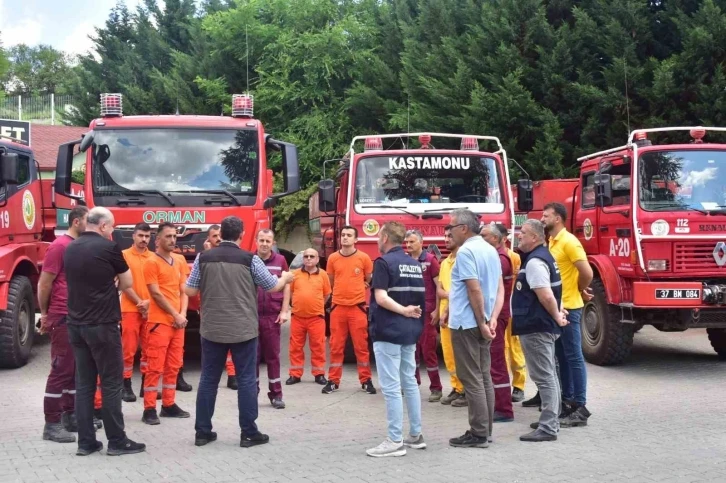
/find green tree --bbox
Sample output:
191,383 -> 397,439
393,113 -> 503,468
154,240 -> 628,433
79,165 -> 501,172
3,44 -> 74,95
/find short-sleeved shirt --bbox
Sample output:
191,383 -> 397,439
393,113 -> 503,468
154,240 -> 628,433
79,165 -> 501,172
144,253 -> 188,325
526,258 -> 551,289
120,247 -> 153,313
326,250 -> 373,306
438,254 -> 455,317
64,232 -> 129,325
548,229 -> 587,309
290,268 -> 331,318
450,236 -> 502,330
42,234 -> 74,324
417,251 -> 440,306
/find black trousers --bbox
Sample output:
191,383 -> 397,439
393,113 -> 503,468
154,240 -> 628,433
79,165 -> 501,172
68,323 -> 127,449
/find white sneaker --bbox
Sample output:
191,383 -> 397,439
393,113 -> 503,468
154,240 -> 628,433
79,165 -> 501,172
403,433 -> 426,449
366,438 -> 406,457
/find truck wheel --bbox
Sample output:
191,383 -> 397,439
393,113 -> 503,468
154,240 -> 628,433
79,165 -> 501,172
581,277 -> 634,366
706,328 -> 726,360
0,276 -> 36,368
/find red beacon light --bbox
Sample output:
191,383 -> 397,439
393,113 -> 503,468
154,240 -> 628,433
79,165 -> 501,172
364,136 -> 383,151
231,94 -> 254,118
461,137 -> 479,151
690,128 -> 706,143
634,131 -> 648,141
419,134 -> 432,149
100,93 -> 123,117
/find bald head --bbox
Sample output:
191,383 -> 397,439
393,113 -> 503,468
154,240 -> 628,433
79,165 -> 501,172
86,207 -> 116,240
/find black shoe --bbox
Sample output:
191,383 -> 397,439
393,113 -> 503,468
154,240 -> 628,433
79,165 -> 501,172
361,379 -> 377,395
270,398 -> 286,409
122,378 -> 137,402
240,432 -> 270,448
195,431 -> 217,447
522,391 -> 541,408
62,411 -> 78,432
560,399 -> 577,418
176,369 -> 193,392
314,375 -> 328,385
560,405 -> 591,427
107,438 -> 146,456
520,429 -> 557,442
493,411 -> 514,423
511,388 -> 525,403
76,440 -> 103,456
160,403 -> 190,418
449,430 -> 489,448
142,408 -> 160,425
285,376 -> 301,385
227,376 -> 238,390
322,381 -> 339,394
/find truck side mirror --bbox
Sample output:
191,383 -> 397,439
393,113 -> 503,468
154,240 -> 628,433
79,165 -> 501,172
517,179 -> 533,212
265,138 -> 300,206
318,179 -> 335,213
55,139 -> 84,202
594,173 -> 613,207
0,152 -> 20,184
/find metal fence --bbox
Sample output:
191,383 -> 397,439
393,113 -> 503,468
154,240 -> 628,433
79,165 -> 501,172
0,94 -> 76,125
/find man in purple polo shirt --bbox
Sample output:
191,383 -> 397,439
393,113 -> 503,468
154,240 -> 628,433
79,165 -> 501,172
404,230 -> 442,403
255,229 -> 291,409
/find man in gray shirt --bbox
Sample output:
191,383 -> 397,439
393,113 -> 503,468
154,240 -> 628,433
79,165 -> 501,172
185,216 -> 293,448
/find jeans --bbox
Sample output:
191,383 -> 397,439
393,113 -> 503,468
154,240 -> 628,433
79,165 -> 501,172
520,332 -> 561,435
67,323 -> 127,449
196,336 -> 259,436
373,341 -> 421,442
451,327 -> 494,439
555,308 -> 588,405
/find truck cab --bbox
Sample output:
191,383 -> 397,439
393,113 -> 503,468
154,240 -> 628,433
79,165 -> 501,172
517,127 -> 726,365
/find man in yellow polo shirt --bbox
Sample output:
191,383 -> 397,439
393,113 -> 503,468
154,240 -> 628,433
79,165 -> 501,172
437,226 -> 466,407
542,203 -> 593,427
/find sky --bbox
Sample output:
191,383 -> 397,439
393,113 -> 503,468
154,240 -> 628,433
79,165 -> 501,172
0,0 -> 145,55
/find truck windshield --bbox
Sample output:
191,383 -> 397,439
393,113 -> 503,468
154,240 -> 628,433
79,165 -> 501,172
354,155 -> 504,214
91,128 -> 259,206
639,150 -> 726,212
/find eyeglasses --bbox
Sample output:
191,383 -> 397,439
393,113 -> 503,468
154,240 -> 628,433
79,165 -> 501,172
446,223 -> 467,231
303,255 -> 317,259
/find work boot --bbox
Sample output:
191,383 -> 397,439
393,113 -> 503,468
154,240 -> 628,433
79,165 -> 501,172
43,422 -> 76,443
560,405 -> 591,427
142,408 -> 160,425
62,411 -> 78,432
285,376 -> 301,385
107,438 -> 146,456
522,391 -> 541,408
76,441 -> 103,456
314,375 -> 328,385
195,431 -> 217,447
428,390 -> 443,403
361,379 -> 377,395
270,398 -> 286,409
441,389 -> 462,405
160,403 -> 190,418
176,369 -> 193,392
520,429 -> 557,442
451,394 -> 468,407
240,432 -> 270,448
511,388 -> 525,403
227,376 -> 238,390
122,378 -> 137,402
322,381 -> 339,394
559,399 -> 577,418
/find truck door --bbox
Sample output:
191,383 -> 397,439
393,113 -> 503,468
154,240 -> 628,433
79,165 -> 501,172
576,170 -> 599,254
0,149 -> 41,244
598,162 -> 633,275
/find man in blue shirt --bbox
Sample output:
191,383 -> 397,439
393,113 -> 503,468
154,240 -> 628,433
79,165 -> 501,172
443,209 -> 504,448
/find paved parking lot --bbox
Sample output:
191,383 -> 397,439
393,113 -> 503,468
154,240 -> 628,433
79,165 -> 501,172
1,325 -> 725,483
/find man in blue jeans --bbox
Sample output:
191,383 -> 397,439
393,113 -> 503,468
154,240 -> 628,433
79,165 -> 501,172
184,216 -> 293,448
366,221 -> 426,458
542,203 -> 594,426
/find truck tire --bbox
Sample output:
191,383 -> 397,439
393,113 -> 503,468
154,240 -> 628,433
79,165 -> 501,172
0,276 -> 36,368
706,328 -> 726,360
581,277 -> 634,366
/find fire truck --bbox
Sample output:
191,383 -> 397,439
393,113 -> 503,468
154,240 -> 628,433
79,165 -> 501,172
514,127 -> 726,365
0,137 -> 77,368
311,132 -> 514,264
53,93 -> 300,331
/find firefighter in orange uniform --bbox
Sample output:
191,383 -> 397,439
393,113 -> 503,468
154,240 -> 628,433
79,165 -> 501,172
141,222 -> 191,425
285,249 -> 331,386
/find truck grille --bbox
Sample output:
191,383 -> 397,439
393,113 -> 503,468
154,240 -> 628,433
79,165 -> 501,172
673,242 -> 726,273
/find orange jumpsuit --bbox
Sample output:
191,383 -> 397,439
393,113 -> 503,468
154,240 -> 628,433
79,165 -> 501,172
288,268 -> 330,378
121,247 -> 153,379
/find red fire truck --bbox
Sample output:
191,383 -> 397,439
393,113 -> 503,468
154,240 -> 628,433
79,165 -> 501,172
514,126 -> 726,365
0,137 -> 77,367
311,132 -> 514,264
53,93 -> 300,331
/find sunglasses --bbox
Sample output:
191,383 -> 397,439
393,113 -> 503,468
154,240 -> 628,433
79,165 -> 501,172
303,255 -> 317,259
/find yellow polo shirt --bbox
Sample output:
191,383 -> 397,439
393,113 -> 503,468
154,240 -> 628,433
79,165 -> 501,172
548,229 -> 587,309
438,254 -> 455,316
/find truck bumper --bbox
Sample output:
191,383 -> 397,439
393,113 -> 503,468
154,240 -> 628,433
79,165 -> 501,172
632,281 -> 726,308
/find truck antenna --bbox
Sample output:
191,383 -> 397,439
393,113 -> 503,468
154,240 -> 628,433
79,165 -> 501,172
406,94 -> 410,149
246,25 -> 250,94
624,59 -> 631,136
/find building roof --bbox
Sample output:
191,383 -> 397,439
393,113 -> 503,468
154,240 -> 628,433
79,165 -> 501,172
30,124 -> 87,171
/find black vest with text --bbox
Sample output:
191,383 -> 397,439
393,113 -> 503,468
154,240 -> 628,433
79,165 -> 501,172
511,244 -> 563,336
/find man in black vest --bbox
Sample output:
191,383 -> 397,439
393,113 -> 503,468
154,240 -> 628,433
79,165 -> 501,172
184,216 -> 293,448
512,219 -> 569,442
366,221 -> 426,458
